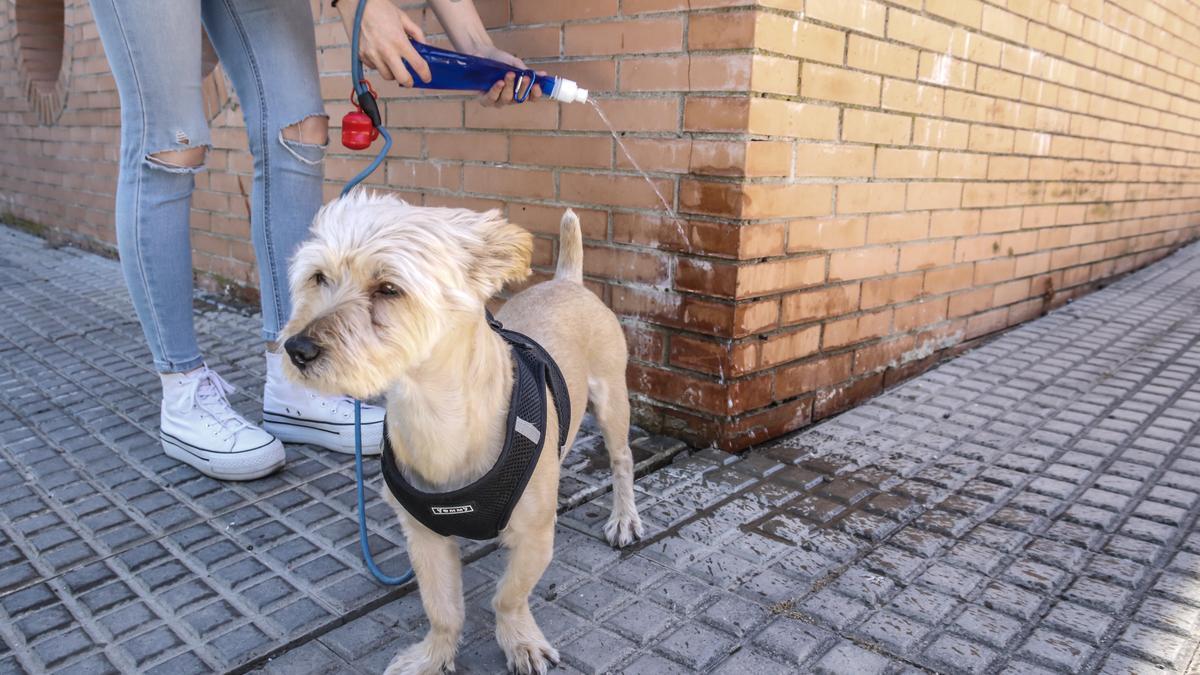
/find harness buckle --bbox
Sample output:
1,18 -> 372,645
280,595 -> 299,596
485,310 -> 504,331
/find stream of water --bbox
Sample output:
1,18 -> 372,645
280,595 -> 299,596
589,100 -> 691,252
588,100 -> 732,398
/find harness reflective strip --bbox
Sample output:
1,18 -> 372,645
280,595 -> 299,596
514,417 -> 541,444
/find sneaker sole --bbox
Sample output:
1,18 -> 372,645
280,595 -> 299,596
262,411 -> 384,455
161,434 -> 285,481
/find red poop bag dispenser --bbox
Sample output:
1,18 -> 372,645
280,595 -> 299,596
341,83 -> 380,151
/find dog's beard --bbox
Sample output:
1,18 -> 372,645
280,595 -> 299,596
282,297 -> 447,400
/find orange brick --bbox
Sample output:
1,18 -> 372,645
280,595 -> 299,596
876,148 -> 937,179
510,134 -> 611,169
861,272 -> 923,308
788,217 -> 868,252
829,247 -> 899,281
924,263 -> 975,294
899,240 -> 956,271
425,132 -> 507,162
463,166 -> 554,199
975,66 -> 1022,100
847,35 -> 919,79
823,308 -> 893,349
564,18 -> 684,56
776,354 -> 854,398
843,110 -> 911,145
913,118 -> 970,149
794,144 -> 874,178
867,211 -> 930,243
806,0 -> 886,35
801,63 -> 881,106
689,10 -> 756,50
906,182 -> 963,210
918,53 -> 975,89
982,5 -> 1028,42
749,98 -> 839,139
684,97 -> 749,132
750,55 -> 800,96
615,137 -> 691,174
882,79 -> 944,116
925,0 -> 983,28
738,256 -> 826,297
888,10 -> 954,53
620,56 -> 690,92
968,125 -> 1015,153
464,100 -> 556,131
782,284 -> 861,324
745,141 -> 794,177
938,152 -> 988,180
512,0 -> 617,23
755,13 -> 846,64
562,98 -> 678,133
560,172 -> 675,209
838,183 -> 905,214
894,297 -> 948,332
741,183 -> 834,219
761,326 -> 821,365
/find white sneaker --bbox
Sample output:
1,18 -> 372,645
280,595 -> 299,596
261,352 -> 385,455
159,366 -> 285,481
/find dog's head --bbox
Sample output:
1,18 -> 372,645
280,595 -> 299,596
280,190 -> 532,399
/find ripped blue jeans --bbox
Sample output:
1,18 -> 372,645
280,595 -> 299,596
90,0 -> 326,372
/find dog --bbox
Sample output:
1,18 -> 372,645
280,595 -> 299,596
280,190 -> 643,674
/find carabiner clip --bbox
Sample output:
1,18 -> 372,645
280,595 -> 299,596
513,72 -> 537,104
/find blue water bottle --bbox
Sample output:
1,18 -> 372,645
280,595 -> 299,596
404,42 -> 589,104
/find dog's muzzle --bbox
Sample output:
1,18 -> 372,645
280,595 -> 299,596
284,334 -> 322,370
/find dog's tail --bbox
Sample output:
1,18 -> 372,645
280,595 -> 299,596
555,209 -> 584,284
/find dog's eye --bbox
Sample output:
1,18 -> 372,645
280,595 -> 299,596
312,272 -> 327,286
374,282 -> 402,298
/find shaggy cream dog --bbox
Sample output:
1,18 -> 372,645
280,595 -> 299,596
280,190 -> 643,674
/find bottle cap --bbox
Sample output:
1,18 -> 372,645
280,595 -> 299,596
551,78 -> 589,104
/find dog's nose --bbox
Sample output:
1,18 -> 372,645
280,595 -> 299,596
284,334 -> 322,369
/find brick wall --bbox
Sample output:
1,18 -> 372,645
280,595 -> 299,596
2,0 -> 1199,451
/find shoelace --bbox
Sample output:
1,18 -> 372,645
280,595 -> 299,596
184,368 -> 253,439
309,391 -> 359,419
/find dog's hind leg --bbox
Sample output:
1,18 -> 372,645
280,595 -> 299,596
386,517 -> 464,675
495,522 -> 559,675
589,372 -> 645,547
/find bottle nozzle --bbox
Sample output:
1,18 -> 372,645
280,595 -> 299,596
550,78 -> 589,104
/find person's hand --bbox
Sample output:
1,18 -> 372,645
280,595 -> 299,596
337,0 -> 431,87
467,45 -> 544,107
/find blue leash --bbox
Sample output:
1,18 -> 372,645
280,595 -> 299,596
343,0 -> 414,587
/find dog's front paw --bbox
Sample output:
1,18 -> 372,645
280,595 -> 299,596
501,635 -> 559,675
384,639 -> 457,675
604,509 -> 644,548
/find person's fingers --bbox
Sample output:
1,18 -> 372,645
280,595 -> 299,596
399,40 -> 431,83
534,70 -> 548,99
368,49 -> 398,82
381,49 -> 413,86
498,72 -> 516,105
402,14 -> 426,44
481,80 -> 504,107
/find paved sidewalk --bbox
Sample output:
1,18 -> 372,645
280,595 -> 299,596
264,240 -> 1200,675
2,224 -> 1200,675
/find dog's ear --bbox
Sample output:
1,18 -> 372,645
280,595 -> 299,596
466,211 -> 533,298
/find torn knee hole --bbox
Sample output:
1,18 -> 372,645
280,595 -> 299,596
146,146 -> 207,171
282,115 -> 329,145
279,115 -> 329,165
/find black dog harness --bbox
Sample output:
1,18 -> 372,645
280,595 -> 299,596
380,313 -> 571,540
